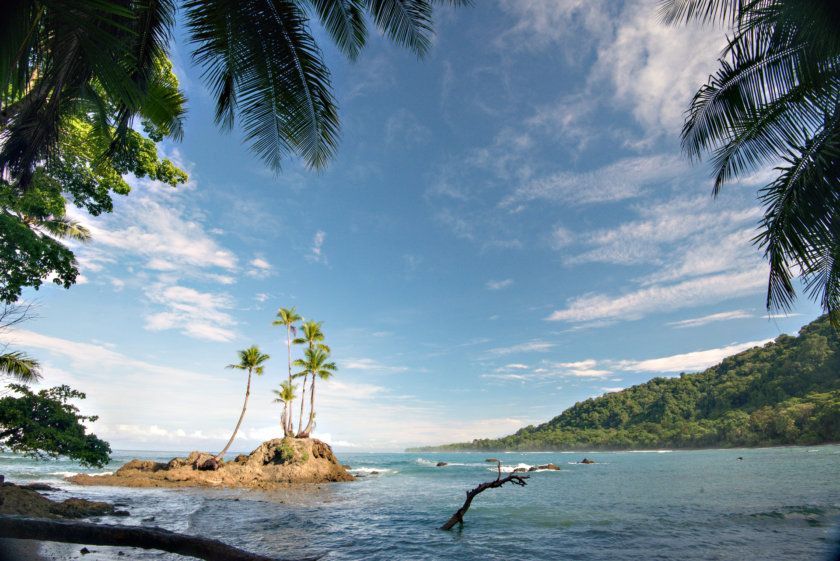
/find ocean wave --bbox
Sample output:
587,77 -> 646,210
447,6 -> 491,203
414,458 -> 436,466
352,467 -> 396,475
498,463 -> 532,473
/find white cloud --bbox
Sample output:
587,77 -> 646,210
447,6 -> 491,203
552,359 -> 612,378
591,0 -> 725,135
342,358 -> 409,373
486,279 -> 514,290
250,258 -> 271,270
307,230 -> 328,264
499,0 -> 725,137
500,154 -> 685,208
144,284 -> 237,342
668,310 -> 753,328
600,387 -> 625,394
487,340 -> 555,356
77,187 -> 237,275
547,267 -> 766,323
617,339 -> 770,373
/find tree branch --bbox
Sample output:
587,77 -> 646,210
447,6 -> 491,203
440,467 -> 529,531
0,515 -> 324,561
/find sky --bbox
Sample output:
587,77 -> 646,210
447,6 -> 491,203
3,0 -> 826,453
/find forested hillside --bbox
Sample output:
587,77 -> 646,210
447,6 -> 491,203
411,315 -> 840,451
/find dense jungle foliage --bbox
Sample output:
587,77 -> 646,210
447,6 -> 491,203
412,316 -> 840,451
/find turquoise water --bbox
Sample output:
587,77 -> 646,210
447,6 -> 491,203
2,446 -> 839,560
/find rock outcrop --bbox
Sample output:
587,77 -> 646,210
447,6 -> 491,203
68,438 -> 354,488
0,483 -> 126,518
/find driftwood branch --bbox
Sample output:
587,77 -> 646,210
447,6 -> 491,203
440,459 -> 529,531
0,515 -> 323,561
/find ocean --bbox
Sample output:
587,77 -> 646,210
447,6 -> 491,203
1,445 -> 839,560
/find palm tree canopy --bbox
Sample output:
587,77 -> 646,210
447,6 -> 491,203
1,0 -> 471,187
661,0 -> 840,322
227,345 -> 270,373
272,380 -> 297,403
271,307 -> 302,334
293,346 -> 337,379
293,320 -> 330,352
0,351 -> 42,384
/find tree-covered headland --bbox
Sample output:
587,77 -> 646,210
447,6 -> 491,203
410,315 -> 840,452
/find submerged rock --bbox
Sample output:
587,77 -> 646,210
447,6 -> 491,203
436,462 -> 448,467
68,438 -> 354,488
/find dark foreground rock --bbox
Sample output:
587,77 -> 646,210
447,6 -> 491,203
0,483 -> 124,518
68,438 -> 354,488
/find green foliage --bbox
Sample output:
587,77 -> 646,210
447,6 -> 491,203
413,315 -> 840,452
0,93 -> 188,304
276,438 -> 305,464
0,384 -> 111,468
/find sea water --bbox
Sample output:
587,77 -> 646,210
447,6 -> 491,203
1,446 -> 839,560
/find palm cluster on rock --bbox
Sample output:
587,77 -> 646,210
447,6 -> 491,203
216,306 -> 338,459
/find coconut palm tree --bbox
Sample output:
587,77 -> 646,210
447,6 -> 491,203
661,0 -> 840,321
1,0 -> 469,188
293,346 -> 337,438
271,307 -> 302,436
0,351 -> 42,384
215,345 -> 270,460
271,380 -> 297,437
292,320 -> 329,435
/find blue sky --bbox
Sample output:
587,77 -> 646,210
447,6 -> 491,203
5,0 -> 824,453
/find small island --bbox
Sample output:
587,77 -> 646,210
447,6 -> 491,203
69,438 -> 353,488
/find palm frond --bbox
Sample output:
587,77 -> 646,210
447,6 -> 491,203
304,0 -> 368,61
659,0 -> 763,27
755,113 -> 840,313
366,0 -> 435,58
0,351 -> 42,384
186,0 -> 339,172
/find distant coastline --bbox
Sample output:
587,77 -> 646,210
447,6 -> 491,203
412,315 -> 840,453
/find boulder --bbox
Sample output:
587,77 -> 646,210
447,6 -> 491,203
0,483 -> 124,519
538,463 -> 560,471
580,458 -> 594,464
197,457 -> 220,471
21,483 -> 57,491
436,462 -> 448,467
527,467 -> 538,472
116,459 -> 166,474
513,467 -> 528,473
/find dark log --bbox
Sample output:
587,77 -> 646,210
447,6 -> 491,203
0,515 -> 323,561
440,468 -> 529,531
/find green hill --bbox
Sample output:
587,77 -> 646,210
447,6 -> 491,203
409,315 -> 840,452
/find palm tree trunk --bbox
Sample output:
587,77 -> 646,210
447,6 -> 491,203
296,373 -> 308,436
286,326 -> 294,436
301,377 -> 315,437
215,369 -> 252,460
